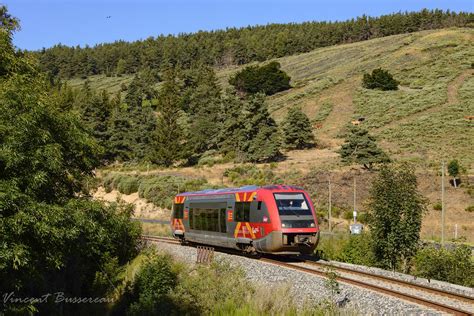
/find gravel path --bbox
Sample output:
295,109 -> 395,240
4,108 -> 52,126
153,242 -> 446,315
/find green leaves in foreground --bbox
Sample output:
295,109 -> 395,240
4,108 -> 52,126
0,193 -> 141,314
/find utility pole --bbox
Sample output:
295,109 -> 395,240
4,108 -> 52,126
353,176 -> 357,223
441,160 -> 446,245
328,176 -> 332,233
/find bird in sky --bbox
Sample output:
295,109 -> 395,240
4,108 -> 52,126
106,16 -> 111,19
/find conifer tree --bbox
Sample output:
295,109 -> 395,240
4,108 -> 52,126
185,66 -> 222,160
281,107 -> 315,149
124,75 -> 157,160
76,84 -> 113,160
362,68 -> 399,91
217,89 -> 244,157
338,127 -> 390,170
229,61 -> 291,95
150,68 -> 186,166
237,93 -> 281,162
107,104 -> 135,161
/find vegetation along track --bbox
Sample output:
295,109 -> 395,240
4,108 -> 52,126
143,235 -> 473,315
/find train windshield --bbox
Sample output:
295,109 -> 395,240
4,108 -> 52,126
274,193 -> 313,216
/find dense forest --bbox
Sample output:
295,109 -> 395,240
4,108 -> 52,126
35,9 -> 473,79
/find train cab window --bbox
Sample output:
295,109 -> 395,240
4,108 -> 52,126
173,204 -> 184,219
274,193 -> 312,216
235,202 -> 250,222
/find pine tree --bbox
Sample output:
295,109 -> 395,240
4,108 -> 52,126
237,93 -> 281,162
185,66 -> 222,161
338,127 -> 390,170
107,104 -> 135,161
118,74 -> 157,161
130,105 -> 156,160
229,61 -> 291,95
217,89 -> 244,157
150,68 -> 186,166
282,107 -> 315,149
362,68 -> 399,91
75,84 -> 113,160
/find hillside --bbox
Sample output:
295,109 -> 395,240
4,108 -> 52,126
70,28 -> 474,168
80,28 -> 474,243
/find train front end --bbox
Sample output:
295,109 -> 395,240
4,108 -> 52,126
253,187 -> 320,255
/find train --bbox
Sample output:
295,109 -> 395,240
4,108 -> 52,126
171,185 -> 320,255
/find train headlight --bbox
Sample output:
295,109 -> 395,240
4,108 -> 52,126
281,223 -> 286,228
310,222 -> 315,227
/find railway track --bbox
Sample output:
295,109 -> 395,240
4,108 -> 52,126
300,258 -> 474,304
142,235 -> 473,315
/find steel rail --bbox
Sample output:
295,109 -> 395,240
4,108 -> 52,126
260,257 -> 472,316
301,259 -> 474,305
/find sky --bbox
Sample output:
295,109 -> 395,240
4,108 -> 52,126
3,0 -> 473,50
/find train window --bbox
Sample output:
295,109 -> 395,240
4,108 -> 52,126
235,202 -> 250,222
173,204 -> 184,219
274,193 -> 312,216
189,207 -> 223,232
189,209 -> 194,228
219,208 -> 227,232
209,210 -> 219,232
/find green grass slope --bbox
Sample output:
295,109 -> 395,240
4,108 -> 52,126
69,28 -> 474,168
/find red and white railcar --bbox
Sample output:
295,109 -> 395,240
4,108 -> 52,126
171,185 -> 319,254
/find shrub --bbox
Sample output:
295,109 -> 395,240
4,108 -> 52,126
103,173 -> 213,209
362,68 -> 399,91
229,61 -> 291,95
127,253 -> 179,315
117,176 -> 139,195
338,234 -> 375,266
313,101 -> 333,123
433,202 -> 442,211
223,164 -> 281,186
343,210 -> 354,221
317,234 -> 350,261
357,212 -> 371,224
171,259 -> 249,314
414,245 -> 474,287
197,150 -> 223,167
317,233 -> 375,266
465,205 -> 474,212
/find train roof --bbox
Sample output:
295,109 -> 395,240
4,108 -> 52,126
177,185 -> 305,197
